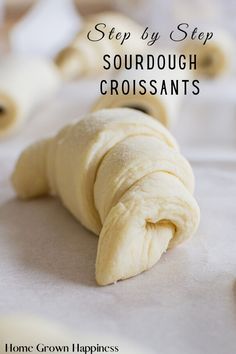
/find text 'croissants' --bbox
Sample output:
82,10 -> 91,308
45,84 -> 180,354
12,108 -> 200,285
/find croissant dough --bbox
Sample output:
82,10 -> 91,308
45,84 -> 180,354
12,108 -> 200,285
0,56 -> 61,137
182,30 -> 234,78
92,51 -> 188,127
55,12 -> 143,80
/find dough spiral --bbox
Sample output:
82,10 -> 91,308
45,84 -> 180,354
55,12 -> 144,80
0,56 -> 61,138
182,30 -> 234,78
12,108 -> 200,285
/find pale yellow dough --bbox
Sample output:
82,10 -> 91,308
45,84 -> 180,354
12,108 -> 200,285
55,12 -> 144,80
182,30 -> 234,78
92,50 -> 189,127
0,56 -> 61,137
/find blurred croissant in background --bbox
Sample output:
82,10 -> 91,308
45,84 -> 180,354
1,0 -> 235,138
0,4 -> 145,138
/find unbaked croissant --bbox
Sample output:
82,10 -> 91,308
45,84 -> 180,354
0,12 -> 143,137
55,11 -> 144,80
92,50 -> 189,127
12,108 -> 200,285
0,56 -> 61,138
182,30 -> 234,78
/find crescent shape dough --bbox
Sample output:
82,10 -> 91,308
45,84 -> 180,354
92,50 -> 189,128
12,108 -> 200,285
182,30 -> 234,78
55,12 -> 144,80
0,56 -> 61,138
